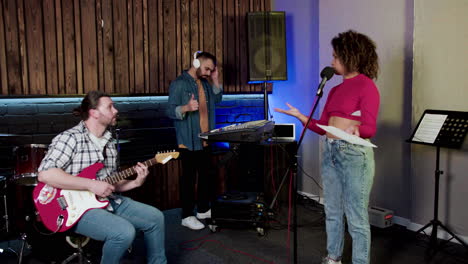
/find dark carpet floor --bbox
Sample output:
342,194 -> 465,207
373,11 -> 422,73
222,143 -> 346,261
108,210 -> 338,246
1,197 -> 467,264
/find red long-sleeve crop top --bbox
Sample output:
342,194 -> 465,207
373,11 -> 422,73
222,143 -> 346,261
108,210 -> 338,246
306,74 -> 380,138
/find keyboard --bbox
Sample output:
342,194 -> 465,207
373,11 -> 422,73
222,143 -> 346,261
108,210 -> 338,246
199,120 -> 275,143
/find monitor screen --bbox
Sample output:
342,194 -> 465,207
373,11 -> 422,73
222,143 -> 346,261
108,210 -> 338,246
272,123 -> 295,141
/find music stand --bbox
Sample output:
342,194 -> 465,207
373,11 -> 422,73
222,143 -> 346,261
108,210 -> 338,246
408,109 -> 468,253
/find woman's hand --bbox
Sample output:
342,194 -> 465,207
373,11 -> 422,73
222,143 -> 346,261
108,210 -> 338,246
274,103 -> 302,118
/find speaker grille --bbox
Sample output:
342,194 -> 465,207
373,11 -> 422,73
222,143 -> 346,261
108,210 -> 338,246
247,12 -> 287,82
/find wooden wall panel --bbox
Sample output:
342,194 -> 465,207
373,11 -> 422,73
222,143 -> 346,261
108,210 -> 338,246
126,0 -> 134,94
0,0 -> 9,94
81,0 -> 99,93
62,0 -> 77,94
157,0 -> 164,93
163,0 -> 176,89
147,0 -> 158,94
54,0 -> 65,94
142,0 -> 149,93
180,0 -> 190,72
113,0 -> 129,94
73,0 -> 83,94
16,0 -> 28,95
0,0 -> 272,95
203,0 -> 214,55
43,0 -> 59,95
96,0 -> 104,93
3,0 -> 22,95
224,0 -> 235,90
133,0 -> 145,94
102,0 -> 114,94
239,0 -> 249,92
190,0 -> 199,54
214,0 -> 223,83
174,0 -> 181,77
24,0 -> 45,95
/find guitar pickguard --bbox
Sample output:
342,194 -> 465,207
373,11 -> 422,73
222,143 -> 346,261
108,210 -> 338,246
60,189 -> 109,226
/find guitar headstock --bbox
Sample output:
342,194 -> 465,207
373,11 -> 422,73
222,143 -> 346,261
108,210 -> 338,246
155,151 -> 180,164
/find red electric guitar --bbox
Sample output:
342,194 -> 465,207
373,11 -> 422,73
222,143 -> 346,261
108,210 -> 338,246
32,151 -> 179,232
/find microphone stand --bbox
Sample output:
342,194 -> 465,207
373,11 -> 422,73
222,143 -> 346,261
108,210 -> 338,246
269,83 -> 327,264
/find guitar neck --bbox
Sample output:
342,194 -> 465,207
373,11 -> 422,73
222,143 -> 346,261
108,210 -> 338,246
103,158 -> 156,185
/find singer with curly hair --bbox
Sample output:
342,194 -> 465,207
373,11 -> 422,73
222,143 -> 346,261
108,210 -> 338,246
275,30 -> 380,264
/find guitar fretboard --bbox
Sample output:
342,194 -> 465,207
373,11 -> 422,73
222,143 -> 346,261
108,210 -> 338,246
103,158 -> 156,185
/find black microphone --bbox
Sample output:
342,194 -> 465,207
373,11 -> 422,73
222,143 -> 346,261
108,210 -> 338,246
316,66 -> 335,96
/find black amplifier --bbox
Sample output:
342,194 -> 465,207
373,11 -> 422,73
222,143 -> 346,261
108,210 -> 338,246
209,192 -> 266,235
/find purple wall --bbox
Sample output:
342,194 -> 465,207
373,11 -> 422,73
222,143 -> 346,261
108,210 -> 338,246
270,0 -> 321,194
270,0 -> 320,133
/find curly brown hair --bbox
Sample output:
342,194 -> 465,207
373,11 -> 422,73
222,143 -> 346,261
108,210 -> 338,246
331,30 -> 379,79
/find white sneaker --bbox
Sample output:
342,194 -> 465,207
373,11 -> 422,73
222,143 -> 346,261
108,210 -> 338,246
196,209 -> 211,219
181,216 -> 205,230
321,256 -> 342,264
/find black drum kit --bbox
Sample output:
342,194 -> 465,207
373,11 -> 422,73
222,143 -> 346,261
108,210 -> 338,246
0,131 -> 133,263
1,144 -> 47,233
0,144 -> 76,263
0,131 -> 130,263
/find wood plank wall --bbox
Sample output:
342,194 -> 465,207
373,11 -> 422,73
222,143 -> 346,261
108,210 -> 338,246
0,0 -> 272,96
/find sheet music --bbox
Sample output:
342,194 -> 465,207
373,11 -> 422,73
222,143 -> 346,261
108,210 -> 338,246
412,114 -> 448,144
317,124 -> 377,148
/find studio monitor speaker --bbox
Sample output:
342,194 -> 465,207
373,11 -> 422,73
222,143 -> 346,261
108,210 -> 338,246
247,12 -> 287,82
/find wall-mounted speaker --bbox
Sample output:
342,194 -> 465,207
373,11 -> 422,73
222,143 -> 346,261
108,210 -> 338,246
247,12 -> 287,82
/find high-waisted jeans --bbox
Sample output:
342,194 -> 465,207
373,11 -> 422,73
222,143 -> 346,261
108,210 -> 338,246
322,138 -> 375,264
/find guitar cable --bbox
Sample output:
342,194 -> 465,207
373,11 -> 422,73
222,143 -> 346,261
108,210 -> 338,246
32,213 -> 64,236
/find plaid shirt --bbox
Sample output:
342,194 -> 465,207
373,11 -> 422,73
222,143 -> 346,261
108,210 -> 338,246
39,121 -> 118,180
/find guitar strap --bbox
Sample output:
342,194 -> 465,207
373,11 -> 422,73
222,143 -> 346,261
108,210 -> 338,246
102,144 -> 107,160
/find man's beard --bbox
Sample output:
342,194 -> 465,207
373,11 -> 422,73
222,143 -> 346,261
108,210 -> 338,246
103,115 -> 118,127
196,68 -> 209,79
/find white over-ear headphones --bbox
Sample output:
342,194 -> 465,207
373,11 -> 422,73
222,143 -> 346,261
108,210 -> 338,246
192,51 -> 202,68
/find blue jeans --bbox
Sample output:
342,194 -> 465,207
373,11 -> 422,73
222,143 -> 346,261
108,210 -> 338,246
322,139 -> 374,264
74,195 -> 167,264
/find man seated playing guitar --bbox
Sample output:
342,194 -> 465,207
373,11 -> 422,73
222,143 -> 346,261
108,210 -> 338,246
37,91 -> 167,264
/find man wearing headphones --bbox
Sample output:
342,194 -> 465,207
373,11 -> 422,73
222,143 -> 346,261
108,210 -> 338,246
167,51 -> 223,230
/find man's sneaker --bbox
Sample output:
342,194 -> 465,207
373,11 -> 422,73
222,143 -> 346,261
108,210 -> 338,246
321,256 -> 342,264
196,209 -> 211,219
181,216 -> 205,230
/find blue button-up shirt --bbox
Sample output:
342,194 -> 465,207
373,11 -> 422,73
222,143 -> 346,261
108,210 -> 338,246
167,71 -> 223,151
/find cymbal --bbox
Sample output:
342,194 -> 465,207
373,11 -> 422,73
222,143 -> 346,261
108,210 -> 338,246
0,133 -> 21,137
115,139 -> 132,144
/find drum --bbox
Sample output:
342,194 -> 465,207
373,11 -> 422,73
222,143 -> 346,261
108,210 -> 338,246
6,182 -> 73,261
11,144 -> 48,186
7,183 -> 37,233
